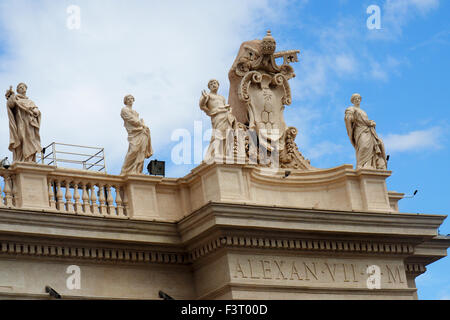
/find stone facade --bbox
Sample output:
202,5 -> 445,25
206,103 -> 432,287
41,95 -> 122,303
0,162 -> 448,299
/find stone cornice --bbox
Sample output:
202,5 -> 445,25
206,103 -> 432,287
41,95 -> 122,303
187,234 -> 416,263
407,235 -> 450,264
405,263 -> 427,276
178,202 -> 447,243
0,207 -> 180,245
0,237 -> 188,265
0,203 -> 448,267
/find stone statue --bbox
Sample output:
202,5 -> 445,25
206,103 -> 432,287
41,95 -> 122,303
227,30 -> 312,169
199,79 -> 236,163
5,83 -> 42,162
120,94 -> 153,175
345,93 -> 387,170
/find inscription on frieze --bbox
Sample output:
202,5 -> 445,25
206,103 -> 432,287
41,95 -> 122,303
231,255 -> 406,289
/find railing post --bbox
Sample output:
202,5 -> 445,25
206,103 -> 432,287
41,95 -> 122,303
56,180 -> 63,211
81,182 -> 90,214
73,181 -> 81,213
0,175 -> 4,207
0,175 -> 6,207
90,184 -> 99,215
115,185 -> 124,217
105,184 -> 114,216
122,186 -> 130,217
48,179 -> 56,209
3,175 -> 12,207
65,180 -> 75,213
98,183 -> 106,215
52,143 -> 57,167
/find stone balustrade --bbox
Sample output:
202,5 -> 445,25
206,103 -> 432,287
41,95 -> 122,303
1,162 -> 404,222
47,177 -> 128,218
0,169 -> 15,208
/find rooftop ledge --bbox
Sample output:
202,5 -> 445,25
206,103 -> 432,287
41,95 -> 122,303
0,161 -> 436,225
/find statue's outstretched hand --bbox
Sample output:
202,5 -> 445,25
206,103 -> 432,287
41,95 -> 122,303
200,90 -> 210,110
5,86 -> 14,100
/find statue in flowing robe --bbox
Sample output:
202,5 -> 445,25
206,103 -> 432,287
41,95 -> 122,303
199,79 -> 236,163
120,94 -> 153,175
5,83 -> 42,162
345,93 -> 387,170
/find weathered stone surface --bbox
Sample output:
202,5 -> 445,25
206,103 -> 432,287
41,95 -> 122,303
5,83 -> 42,163
345,93 -> 387,170
120,94 -> 153,175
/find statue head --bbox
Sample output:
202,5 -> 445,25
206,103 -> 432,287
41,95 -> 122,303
208,79 -> 219,92
261,30 -> 276,55
124,94 -> 135,107
17,83 -> 28,95
351,93 -> 361,106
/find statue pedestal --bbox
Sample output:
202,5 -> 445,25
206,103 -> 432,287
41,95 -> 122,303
123,174 -> 163,220
10,162 -> 53,210
185,163 -> 398,213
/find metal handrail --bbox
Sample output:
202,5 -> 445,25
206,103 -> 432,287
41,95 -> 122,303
51,151 -> 103,158
37,142 -> 107,173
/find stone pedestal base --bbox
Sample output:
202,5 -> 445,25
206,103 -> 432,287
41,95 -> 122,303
10,162 -> 53,210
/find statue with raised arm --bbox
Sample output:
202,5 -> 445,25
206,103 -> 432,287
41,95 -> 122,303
345,93 -> 387,170
199,79 -> 236,163
5,83 -> 42,162
120,94 -> 153,175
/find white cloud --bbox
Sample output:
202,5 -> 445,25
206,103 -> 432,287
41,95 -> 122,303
382,127 -> 444,152
305,141 -> 344,160
291,20 -> 361,101
370,61 -> 388,81
404,0 -> 439,13
0,0 -> 288,173
410,29 -> 450,50
371,0 -> 440,39
292,51 -> 329,100
333,54 -> 357,75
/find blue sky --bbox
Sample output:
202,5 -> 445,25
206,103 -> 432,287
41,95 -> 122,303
0,0 -> 449,299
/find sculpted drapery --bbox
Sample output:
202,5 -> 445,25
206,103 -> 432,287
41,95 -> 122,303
120,95 -> 153,175
199,80 -> 235,163
345,94 -> 387,170
5,83 -> 42,162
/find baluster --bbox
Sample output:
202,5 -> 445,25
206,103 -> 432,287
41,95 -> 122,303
65,180 -> 74,213
90,184 -> 99,215
73,182 -> 81,213
3,175 -> 13,207
48,180 -> 56,209
98,183 -> 106,215
115,185 -> 124,217
10,175 -> 16,207
122,188 -> 129,217
81,182 -> 90,214
0,175 -> 4,207
55,180 -> 63,211
105,184 -> 114,216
